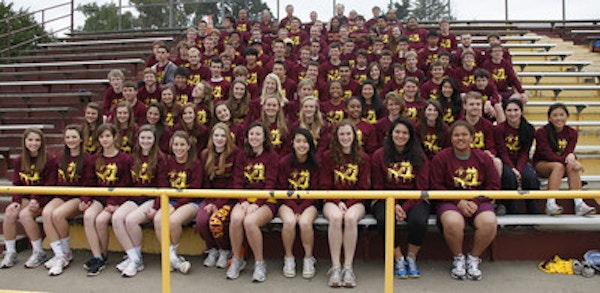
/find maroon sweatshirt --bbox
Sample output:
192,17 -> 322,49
83,151 -> 132,206
232,149 -> 279,206
319,151 -> 371,207
153,156 -> 203,210
533,124 -> 578,165
12,154 -> 58,206
277,154 -> 319,213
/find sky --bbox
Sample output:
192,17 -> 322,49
12,0 -> 600,35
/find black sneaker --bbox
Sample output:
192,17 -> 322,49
83,257 -> 96,270
86,258 -> 106,277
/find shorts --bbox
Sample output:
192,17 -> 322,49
436,200 -> 494,229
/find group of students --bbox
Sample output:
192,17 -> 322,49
1,4 -> 597,289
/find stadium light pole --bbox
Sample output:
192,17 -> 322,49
505,0 -> 509,21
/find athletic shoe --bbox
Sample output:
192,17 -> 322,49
203,248 -> 219,267
215,250 -> 231,269
282,256 -> 296,278
545,202 -> 563,216
575,202 -> 596,216
45,250 -> 73,269
252,261 -> 267,282
302,257 -> 316,279
86,257 -> 106,277
0,252 -> 17,268
466,254 -> 482,281
122,259 -> 144,277
327,267 -> 342,288
116,257 -> 131,272
24,251 -> 47,268
83,257 -> 95,270
48,256 -> 69,276
451,254 -> 466,280
394,257 -> 408,279
406,256 -> 420,278
342,267 -> 357,288
226,257 -> 246,279
171,256 -> 191,274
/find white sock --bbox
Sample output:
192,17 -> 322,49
4,240 -> 17,254
126,248 -> 139,262
169,244 -> 179,261
31,239 -> 43,253
135,246 -> 142,259
50,241 -> 64,257
574,198 -> 584,206
59,237 -> 70,254
546,198 -> 557,205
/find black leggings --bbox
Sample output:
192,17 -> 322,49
372,200 -> 430,248
500,162 -> 540,214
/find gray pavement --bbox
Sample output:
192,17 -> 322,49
0,250 -> 598,293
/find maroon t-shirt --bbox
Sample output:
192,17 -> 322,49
12,154 -> 58,205
277,154 -> 319,213
137,85 -> 161,107
494,122 -> 532,171
533,125 -> 578,166
319,151 -> 371,207
233,149 -> 279,205
153,156 -> 203,210
83,152 -> 132,206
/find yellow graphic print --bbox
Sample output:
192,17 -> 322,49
408,33 -> 420,43
96,163 -> 118,184
355,74 -> 367,84
143,96 -> 159,106
349,60 -> 356,68
387,161 -> 415,183
197,109 -> 208,125
443,108 -> 455,124
164,112 -> 174,127
157,71 -> 165,83
188,75 -> 201,86
19,164 -> 41,185
481,94 -> 489,102
405,107 -> 418,121
440,39 -> 451,49
132,162 -> 152,184
471,131 -> 485,149
365,109 -> 377,124
270,129 -> 282,146
59,161 -> 79,182
327,110 -> 344,124
288,170 -> 311,190
176,94 -> 189,105
356,129 -> 364,146
425,54 -> 438,67
244,163 -> 265,183
334,163 -> 359,185
213,86 -> 224,100
169,171 -> 188,189
343,90 -> 353,101
505,135 -> 520,152
327,69 -> 340,82
247,73 -> 258,85
312,89 -> 320,100
84,136 -> 97,153
429,89 -> 438,100
462,75 -> 475,88
381,34 -> 389,44
557,138 -> 567,155
453,167 -> 482,189
423,133 -> 441,153
292,36 -> 301,46
493,68 -> 506,82
210,205 -> 232,238
120,135 -> 131,153
384,76 -> 391,84
237,23 -> 248,32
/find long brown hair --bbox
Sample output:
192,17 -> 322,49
204,122 -> 235,180
330,119 -> 363,166
226,79 -> 250,121
60,124 -> 85,179
113,101 -> 137,151
83,102 -> 102,153
169,130 -> 196,168
131,125 -> 161,184
21,128 -> 47,174
95,123 -> 119,171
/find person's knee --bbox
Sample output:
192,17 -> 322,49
243,215 -> 258,231
298,216 -> 314,232
281,216 -> 296,231
327,212 -> 343,227
475,213 -> 497,231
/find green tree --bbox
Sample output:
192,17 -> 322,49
410,0 -> 453,21
220,0 -> 269,22
78,3 -> 136,31
0,1 -> 51,57
388,0 -> 411,21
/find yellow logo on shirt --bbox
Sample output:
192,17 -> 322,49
334,163 -> 358,185
97,163 -> 118,184
169,171 -> 188,189
244,163 -> 265,183
387,161 -> 415,183
453,167 -> 481,189
288,170 -> 310,190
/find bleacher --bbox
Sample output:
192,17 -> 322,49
1,20 -> 600,263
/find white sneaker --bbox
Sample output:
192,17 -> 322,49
575,202 -> 596,216
116,257 -> 131,272
545,201 -> 563,216
0,252 -> 17,269
203,248 -> 219,267
466,254 -> 482,280
48,256 -> 69,276
342,267 -> 357,288
283,256 -> 296,277
328,267 -> 342,287
451,254 -> 466,280
24,251 -> 47,268
216,250 -> 231,269
252,261 -> 267,282
226,257 -> 246,279
45,250 -> 73,269
302,257 -> 316,279
122,259 -> 144,277
171,256 -> 191,274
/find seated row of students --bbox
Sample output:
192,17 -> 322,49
2,98 -> 594,285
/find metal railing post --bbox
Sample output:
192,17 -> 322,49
160,193 -> 171,293
384,196 -> 395,293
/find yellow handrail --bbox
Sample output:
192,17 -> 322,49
1,185 -> 598,293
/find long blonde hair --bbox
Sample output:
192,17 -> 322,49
260,73 -> 288,107
298,96 -> 324,139
203,122 -> 235,180
260,95 -> 289,139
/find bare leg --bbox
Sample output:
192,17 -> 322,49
298,206 -> 317,258
125,200 -> 154,248
51,198 -> 81,239
342,203 -> 365,268
228,203 -> 246,259
83,201 -> 104,258
440,210 -> 466,256
112,201 -> 139,251
42,198 -> 65,243
19,206 -> 42,242
95,210 -> 113,256
168,203 -> 198,245
153,205 -> 174,244
243,205 -> 274,262
323,202 -> 343,268
471,211 -> 497,257
279,205 -> 298,257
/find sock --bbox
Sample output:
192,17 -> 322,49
50,241 -> 64,258
546,198 -> 557,206
135,246 -> 142,259
31,239 -> 43,253
59,237 -> 70,254
169,244 -> 179,261
574,198 -> 584,206
126,248 -> 139,263
4,240 -> 17,254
